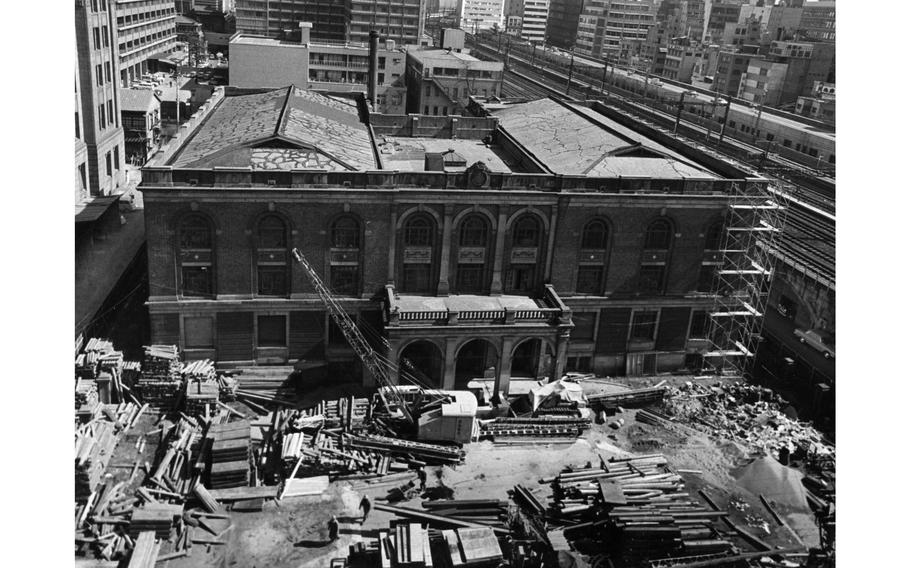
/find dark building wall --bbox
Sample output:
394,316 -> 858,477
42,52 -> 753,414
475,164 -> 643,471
545,0 -> 585,49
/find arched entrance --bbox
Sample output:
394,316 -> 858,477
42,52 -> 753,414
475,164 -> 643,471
511,338 -> 555,379
398,340 -> 444,388
454,339 -> 499,390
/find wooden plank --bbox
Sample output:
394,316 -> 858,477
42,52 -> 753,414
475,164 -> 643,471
207,485 -> 277,501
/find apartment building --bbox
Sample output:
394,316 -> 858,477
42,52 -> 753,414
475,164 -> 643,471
114,1 -> 179,86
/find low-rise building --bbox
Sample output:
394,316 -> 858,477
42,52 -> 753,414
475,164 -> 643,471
140,86 -> 766,385
230,26 -> 408,114
795,81 -> 835,124
738,40 -> 835,108
120,88 -> 161,164
405,46 -> 504,116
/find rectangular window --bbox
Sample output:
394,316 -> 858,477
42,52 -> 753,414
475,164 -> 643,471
105,151 -> 112,176
107,100 -> 114,123
181,267 -> 212,296
184,317 -> 214,349
783,139 -> 792,148
102,26 -> 109,47
425,85 -> 431,97
508,266 -> 536,293
257,315 -> 287,348
105,62 -> 112,82
96,64 -> 103,86
113,146 -> 120,171
433,106 -> 438,115
93,27 -> 101,50
330,266 -> 359,296
402,264 -> 432,293
258,266 -> 288,296
630,311 -> 658,341
75,112 -> 81,138
689,311 -> 709,339
455,265 -> 484,294
378,72 -> 385,84
572,312 -> 597,341
576,266 -> 603,295
379,57 -> 386,69
424,105 -> 429,114
638,265 -> 665,294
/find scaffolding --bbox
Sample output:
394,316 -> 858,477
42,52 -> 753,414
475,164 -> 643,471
704,180 -> 787,378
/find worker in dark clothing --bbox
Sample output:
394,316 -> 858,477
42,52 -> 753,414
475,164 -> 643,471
328,515 -> 339,541
359,495 -> 372,523
417,467 -> 428,492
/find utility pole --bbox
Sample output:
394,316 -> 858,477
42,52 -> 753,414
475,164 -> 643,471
566,47 -> 575,95
752,87 -> 767,144
674,91 -> 686,134
718,95 -> 732,145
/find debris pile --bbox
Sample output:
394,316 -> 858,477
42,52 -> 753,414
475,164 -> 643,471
661,381 -> 834,459
184,380 -> 220,415
206,421 -> 252,489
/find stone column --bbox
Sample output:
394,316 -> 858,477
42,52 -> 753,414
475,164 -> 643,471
443,336 -> 458,390
387,209 -> 397,284
496,336 -> 515,401
490,210 -> 508,295
535,339 -> 550,379
438,205 -> 453,295
544,203 -> 561,281
552,329 -> 571,381
387,339 -> 400,385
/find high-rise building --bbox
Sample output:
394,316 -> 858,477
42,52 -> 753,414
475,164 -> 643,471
577,0 -> 656,60
114,1 -> 179,86
234,1 -> 424,45
797,0 -> 834,43
544,0 -> 584,49
76,0 -> 127,197
705,1 -> 745,43
457,0 -> 506,33
519,0 -> 549,43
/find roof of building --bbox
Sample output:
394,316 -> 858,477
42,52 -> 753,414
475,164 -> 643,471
408,47 -> 502,69
120,88 -> 160,113
491,98 -> 716,179
376,137 -> 513,173
392,294 -> 543,314
170,86 -> 376,171
176,15 -> 202,26
75,195 -> 119,223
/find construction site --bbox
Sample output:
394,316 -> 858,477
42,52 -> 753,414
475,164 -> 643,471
73,205 -> 836,568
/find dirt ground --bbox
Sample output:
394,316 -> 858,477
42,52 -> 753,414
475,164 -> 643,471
109,374 -> 821,567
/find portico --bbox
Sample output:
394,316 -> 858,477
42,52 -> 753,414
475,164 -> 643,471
384,285 -> 573,396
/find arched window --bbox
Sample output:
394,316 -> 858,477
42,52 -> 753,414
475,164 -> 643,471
456,214 -> 490,293
459,215 -> 488,247
404,215 -> 433,247
401,214 -> 437,294
330,216 -> 360,296
581,219 -> 609,249
705,221 -> 725,251
332,216 -> 360,249
577,219 -> 609,295
644,219 -> 673,250
178,214 -> 214,297
508,215 -> 543,293
256,215 -> 289,296
512,216 -> 540,248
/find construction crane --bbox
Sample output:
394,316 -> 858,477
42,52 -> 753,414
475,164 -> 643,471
290,248 -> 414,426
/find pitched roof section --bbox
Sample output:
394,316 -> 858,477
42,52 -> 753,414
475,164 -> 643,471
120,88 -> 160,113
491,98 -> 716,180
170,87 -> 377,171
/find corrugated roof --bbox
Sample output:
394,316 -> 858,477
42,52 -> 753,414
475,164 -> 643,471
170,86 -> 376,171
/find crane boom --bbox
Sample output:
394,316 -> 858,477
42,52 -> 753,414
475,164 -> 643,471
291,248 -> 412,423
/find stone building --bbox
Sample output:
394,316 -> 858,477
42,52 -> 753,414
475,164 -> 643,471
140,86 -> 767,394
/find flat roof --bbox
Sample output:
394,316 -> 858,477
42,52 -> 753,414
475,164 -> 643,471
393,294 -> 543,313
75,195 -> 119,223
377,137 -> 514,173
492,98 -> 717,180
120,88 -> 159,112
170,86 -> 376,171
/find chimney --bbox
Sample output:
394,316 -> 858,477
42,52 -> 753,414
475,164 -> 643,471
299,22 -> 312,45
367,30 -> 380,106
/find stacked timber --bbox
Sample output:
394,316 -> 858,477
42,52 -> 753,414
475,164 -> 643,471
347,434 -> 464,465
207,421 -> 251,489
128,504 -> 181,539
587,386 -> 667,409
181,359 -> 216,380
75,419 -> 124,500
479,416 -> 590,443
544,453 -> 733,565
138,345 -> 183,408
235,370 -> 297,408
126,531 -> 161,568
184,380 -> 220,415
217,374 -> 239,401
422,500 -> 509,529
149,416 -> 204,496
75,378 -> 100,409
378,522 -> 433,568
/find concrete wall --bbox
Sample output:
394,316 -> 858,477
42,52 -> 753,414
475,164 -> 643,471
229,42 -> 310,89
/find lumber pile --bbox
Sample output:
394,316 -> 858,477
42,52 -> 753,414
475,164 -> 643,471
217,374 -> 239,401
540,453 -> 734,565
181,359 -> 216,380
478,416 -> 590,442
184,380 -> 220,415
129,503 -> 181,539
75,338 -> 129,405
379,522 -> 433,568
422,500 -> 508,529
138,345 -> 183,409
75,404 -> 140,499
445,527 -> 503,567
148,416 -> 204,496
207,421 -> 251,489
76,378 -> 100,409
280,429 -> 407,478
587,386 -> 667,408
